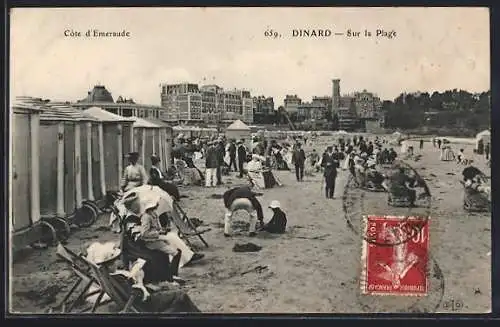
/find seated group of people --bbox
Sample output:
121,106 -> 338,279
385,166 -> 430,207
111,151 -> 288,289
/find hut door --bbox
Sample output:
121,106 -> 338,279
12,113 -> 32,231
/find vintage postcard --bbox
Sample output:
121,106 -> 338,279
9,7 -> 490,314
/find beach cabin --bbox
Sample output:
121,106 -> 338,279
11,98 -> 44,249
83,107 -> 135,195
476,130 -> 491,153
142,118 -> 173,172
37,100 -> 99,219
132,118 -> 163,172
226,119 -> 252,150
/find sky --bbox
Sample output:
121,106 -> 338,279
10,7 -> 490,106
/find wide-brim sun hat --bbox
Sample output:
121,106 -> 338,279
269,200 -> 281,209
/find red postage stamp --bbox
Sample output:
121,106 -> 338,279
361,215 -> 430,296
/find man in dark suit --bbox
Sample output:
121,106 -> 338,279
148,155 -> 180,201
237,140 -> 247,178
228,139 -> 237,172
321,146 -> 339,199
215,138 -> 225,185
292,143 -> 306,182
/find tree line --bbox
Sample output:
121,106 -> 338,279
382,89 -> 490,135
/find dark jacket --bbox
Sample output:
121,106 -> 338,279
149,167 -> 181,202
237,144 -> 247,163
292,149 -> 306,165
264,209 -> 287,234
205,146 -> 219,168
321,152 -> 338,177
228,143 -> 236,157
215,143 -> 225,165
223,186 -> 264,221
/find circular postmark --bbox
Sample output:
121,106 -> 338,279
343,160 -> 432,246
356,254 -> 445,313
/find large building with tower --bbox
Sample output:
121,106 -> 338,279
331,79 -> 383,131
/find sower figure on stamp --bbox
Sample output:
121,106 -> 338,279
321,146 -> 339,199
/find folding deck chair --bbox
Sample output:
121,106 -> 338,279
171,202 -> 211,248
81,255 -> 200,313
50,243 -> 112,313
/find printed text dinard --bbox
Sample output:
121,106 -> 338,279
264,28 -> 397,39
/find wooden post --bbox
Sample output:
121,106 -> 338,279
152,128 -> 156,155
117,124 -> 123,187
158,129 -> 164,171
30,114 -> 40,223
74,123 -> 82,208
56,123 -> 65,217
86,122 -> 94,201
129,124 -> 134,152
98,123 -> 106,197
141,128 -> 146,165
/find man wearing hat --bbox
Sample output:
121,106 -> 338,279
291,143 -> 306,182
261,200 -> 287,234
237,139 -> 247,178
149,155 -> 181,201
215,137 -> 225,185
227,139 -> 237,172
321,146 -> 339,199
205,141 -> 218,187
121,152 -> 148,192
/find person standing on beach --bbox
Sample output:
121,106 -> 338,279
228,139 -> 237,172
321,146 -> 339,199
215,138 -> 225,185
292,143 -> 306,182
237,140 -> 247,178
204,141 -> 218,187
437,139 -> 442,149
420,139 -> 424,150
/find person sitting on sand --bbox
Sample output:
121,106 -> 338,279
222,186 -> 264,237
365,163 -> 384,188
388,167 -> 417,206
260,200 -> 287,234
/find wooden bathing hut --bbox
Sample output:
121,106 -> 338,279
141,118 -> 173,172
132,118 -> 164,172
83,107 -> 135,195
11,98 -> 46,250
36,101 -> 98,222
226,119 -> 252,149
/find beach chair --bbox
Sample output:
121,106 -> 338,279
460,181 -> 491,213
81,255 -> 201,313
171,202 -> 211,248
49,243 -> 109,313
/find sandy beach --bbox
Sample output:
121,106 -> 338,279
10,136 -> 491,314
